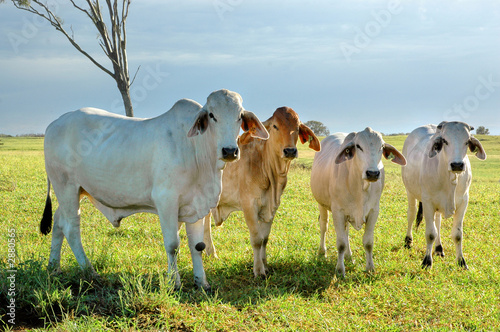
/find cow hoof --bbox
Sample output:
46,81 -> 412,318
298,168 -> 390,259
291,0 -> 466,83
435,245 -> 445,257
421,255 -> 432,269
318,248 -> 327,257
458,258 -> 468,270
335,267 -> 346,279
200,284 -> 213,294
404,236 -> 412,249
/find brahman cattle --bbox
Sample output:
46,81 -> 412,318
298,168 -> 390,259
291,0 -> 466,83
203,106 -> 320,277
40,89 -> 269,291
402,121 -> 486,269
311,128 -> 406,277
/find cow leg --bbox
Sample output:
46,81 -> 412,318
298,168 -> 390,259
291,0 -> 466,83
203,213 -> 218,258
185,219 -> 211,291
344,220 -> 353,263
318,204 -> 329,257
452,197 -> 468,269
51,184 -> 95,275
259,220 -> 273,274
434,213 -> 444,257
332,209 -> 348,277
242,201 -> 267,278
363,210 -> 378,273
405,192 -> 418,248
422,203 -> 438,269
47,208 -> 64,273
156,198 -> 182,290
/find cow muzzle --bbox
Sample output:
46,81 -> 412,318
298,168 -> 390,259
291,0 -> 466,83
450,161 -> 465,173
365,170 -> 381,182
283,147 -> 298,160
221,147 -> 239,162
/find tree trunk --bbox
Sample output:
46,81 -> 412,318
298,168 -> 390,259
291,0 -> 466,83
118,81 -> 134,117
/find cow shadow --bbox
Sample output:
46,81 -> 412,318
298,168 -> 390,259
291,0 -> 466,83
2,252 -> 392,328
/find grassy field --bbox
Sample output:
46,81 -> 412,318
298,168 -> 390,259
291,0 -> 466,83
1,135 -> 499,331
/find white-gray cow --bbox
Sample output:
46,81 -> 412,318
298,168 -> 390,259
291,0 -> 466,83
311,128 -> 406,277
40,89 -> 269,291
402,121 -> 486,269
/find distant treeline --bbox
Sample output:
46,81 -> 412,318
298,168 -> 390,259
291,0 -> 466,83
0,133 -> 45,137
382,133 -> 410,136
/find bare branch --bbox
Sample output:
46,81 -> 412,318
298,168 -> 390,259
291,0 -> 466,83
130,65 -> 141,87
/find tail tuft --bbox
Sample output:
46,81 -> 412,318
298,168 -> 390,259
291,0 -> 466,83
40,180 -> 53,235
415,201 -> 423,229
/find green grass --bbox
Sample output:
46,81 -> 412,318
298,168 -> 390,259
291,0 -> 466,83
1,136 -> 499,331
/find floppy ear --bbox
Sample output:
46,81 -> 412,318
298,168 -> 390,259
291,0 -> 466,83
428,136 -> 444,158
238,132 -> 254,145
241,111 -> 269,140
468,136 -> 487,160
299,123 -> 321,151
383,143 -> 406,166
187,110 -> 209,137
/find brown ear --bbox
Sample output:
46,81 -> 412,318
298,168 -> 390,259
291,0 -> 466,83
238,132 -> 254,145
299,123 -> 321,151
241,111 -> 269,140
383,143 -> 406,166
468,136 -> 487,160
187,110 -> 209,137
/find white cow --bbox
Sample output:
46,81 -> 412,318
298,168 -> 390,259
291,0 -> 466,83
402,121 -> 486,269
40,89 -> 269,291
311,128 -> 406,277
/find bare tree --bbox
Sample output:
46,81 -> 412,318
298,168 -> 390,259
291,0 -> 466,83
6,0 -> 136,117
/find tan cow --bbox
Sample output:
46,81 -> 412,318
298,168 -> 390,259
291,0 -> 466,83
203,107 -> 321,277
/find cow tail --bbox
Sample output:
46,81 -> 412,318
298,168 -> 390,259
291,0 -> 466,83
40,178 -> 53,235
415,201 -> 423,229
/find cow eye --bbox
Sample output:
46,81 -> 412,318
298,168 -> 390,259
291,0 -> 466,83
356,144 -> 363,151
273,125 -> 278,130
209,113 -> 217,122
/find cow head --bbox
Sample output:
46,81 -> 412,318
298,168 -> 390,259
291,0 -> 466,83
240,106 -> 320,160
428,121 -> 486,173
188,89 -> 268,162
335,127 -> 406,182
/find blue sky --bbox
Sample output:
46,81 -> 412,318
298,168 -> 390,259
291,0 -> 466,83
1,0 -> 499,135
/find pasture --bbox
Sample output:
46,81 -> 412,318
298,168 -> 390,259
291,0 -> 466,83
1,135 -> 499,331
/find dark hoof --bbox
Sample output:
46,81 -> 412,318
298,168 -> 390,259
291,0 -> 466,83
458,257 -> 468,270
421,255 -> 432,269
201,284 -> 213,295
404,236 -> 412,249
435,245 -> 444,257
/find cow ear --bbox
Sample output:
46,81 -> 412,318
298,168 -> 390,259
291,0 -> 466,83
187,110 -> 209,137
428,136 -> 444,158
437,121 -> 447,131
241,111 -> 269,140
468,136 -> 487,160
383,143 -> 406,166
335,141 -> 355,164
238,132 -> 254,145
299,123 -> 321,151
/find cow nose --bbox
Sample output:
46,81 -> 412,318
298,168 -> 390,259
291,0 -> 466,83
450,162 -> 465,172
365,170 -> 380,181
283,147 -> 298,159
222,147 -> 239,161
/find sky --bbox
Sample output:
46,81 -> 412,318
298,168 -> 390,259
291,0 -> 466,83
0,0 -> 499,135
